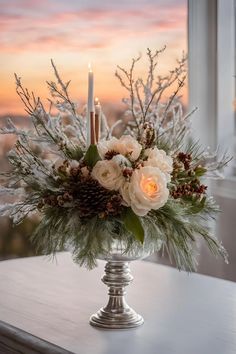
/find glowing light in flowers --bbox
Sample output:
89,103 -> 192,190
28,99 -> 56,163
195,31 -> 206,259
140,175 -> 159,198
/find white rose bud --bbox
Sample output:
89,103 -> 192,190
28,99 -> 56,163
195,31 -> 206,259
144,147 -> 173,182
92,160 -> 124,190
126,166 -> 169,216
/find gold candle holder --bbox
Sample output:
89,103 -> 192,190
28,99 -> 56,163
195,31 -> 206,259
95,113 -> 100,144
90,112 -> 95,145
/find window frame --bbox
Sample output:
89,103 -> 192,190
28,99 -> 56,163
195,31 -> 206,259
188,0 -> 236,198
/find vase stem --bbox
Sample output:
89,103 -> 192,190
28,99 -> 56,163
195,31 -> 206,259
90,261 -> 144,329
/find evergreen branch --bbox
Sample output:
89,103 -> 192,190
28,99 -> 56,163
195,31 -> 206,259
0,49 -> 230,273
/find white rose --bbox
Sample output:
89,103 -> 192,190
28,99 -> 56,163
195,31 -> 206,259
97,137 -> 120,158
117,135 -> 142,161
119,182 -> 131,206
97,135 -> 142,161
125,166 -> 169,216
91,160 -> 124,190
144,147 -> 173,182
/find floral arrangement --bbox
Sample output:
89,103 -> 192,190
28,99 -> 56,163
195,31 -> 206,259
0,48 -> 230,270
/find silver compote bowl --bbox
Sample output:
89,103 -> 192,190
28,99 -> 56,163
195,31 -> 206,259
89,238 -> 161,329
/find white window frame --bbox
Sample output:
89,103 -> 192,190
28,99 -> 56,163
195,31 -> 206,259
188,0 -> 236,198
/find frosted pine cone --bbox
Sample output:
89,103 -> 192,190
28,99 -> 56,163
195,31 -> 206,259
74,177 -> 113,218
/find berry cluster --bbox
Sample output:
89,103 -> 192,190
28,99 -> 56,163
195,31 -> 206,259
104,150 -> 119,160
176,152 -> 192,170
171,179 -> 207,199
171,151 -> 207,200
37,191 -> 73,209
123,167 -> 133,178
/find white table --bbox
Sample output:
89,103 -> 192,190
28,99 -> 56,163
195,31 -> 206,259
0,252 -> 236,354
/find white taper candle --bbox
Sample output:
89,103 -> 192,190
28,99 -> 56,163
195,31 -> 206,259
87,63 -> 94,146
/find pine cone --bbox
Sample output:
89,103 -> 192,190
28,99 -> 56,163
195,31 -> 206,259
106,194 -> 123,216
74,177 -> 113,218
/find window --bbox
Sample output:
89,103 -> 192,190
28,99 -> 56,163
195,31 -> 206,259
0,0 -> 188,259
188,0 -> 236,198
234,0 -> 236,175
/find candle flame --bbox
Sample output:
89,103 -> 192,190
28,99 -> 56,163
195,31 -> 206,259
88,62 -> 92,72
95,97 -> 99,104
140,175 -> 159,197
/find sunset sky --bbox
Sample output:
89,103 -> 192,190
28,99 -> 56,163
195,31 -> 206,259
0,0 -> 187,116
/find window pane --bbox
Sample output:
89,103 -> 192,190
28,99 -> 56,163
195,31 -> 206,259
0,0 -> 187,259
0,0 -> 187,119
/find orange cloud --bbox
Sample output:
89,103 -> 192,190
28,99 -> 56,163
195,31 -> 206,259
0,1 -> 187,116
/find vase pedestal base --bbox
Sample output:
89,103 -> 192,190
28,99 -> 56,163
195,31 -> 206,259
90,309 -> 143,329
90,260 -> 144,329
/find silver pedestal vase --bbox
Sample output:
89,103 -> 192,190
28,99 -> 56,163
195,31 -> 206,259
90,240 -> 158,329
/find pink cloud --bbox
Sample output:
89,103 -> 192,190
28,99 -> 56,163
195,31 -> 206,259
2,0 -> 49,11
0,4 -> 186,26
0,4 -> 187,53
0,32 -> 111,53
150,19 -> 186,32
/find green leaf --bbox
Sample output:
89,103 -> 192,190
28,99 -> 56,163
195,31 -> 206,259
183,195 -> 207,214
194,167 -> 207,177
122,208 -> 144,244
64,146 -> 83,161
84,144 -> 101,168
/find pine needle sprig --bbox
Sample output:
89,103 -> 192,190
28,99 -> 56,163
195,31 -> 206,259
145,198 -> 228,271
0,48 -> 231,272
